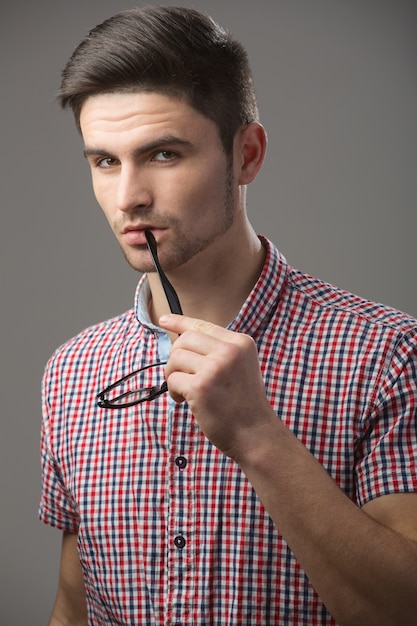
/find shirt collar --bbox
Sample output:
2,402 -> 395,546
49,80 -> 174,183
227,236 -> 288,335
134,236 -> 287,336
134,275 -> 161,331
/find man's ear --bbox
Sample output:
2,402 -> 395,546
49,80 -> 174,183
235,122 -> 267,185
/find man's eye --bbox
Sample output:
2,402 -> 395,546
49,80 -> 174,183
152,151 -> 178,162
96,157 -> 118,168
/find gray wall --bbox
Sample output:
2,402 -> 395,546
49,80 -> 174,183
1,1 -> 416,623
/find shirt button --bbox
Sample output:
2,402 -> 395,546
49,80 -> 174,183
175,455 -> 187,469
174,535 -> 186,549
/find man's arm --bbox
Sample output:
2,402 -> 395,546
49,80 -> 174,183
49,531 -> 88,626
238,420 -> 417,626
161,314 -> 417,626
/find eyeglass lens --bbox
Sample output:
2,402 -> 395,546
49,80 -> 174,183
100,363 -> 168,407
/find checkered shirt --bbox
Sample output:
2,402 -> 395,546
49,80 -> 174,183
39,237 -> 417,625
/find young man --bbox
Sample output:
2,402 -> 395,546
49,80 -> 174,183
40,6 -> 417,625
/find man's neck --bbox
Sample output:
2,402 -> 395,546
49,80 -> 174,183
147,223 -> 266,331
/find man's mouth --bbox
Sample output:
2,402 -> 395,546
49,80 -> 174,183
122,225 -> 165,246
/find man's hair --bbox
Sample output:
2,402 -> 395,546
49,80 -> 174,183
59,5 -> 259,153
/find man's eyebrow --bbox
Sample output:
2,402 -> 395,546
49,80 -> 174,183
83,147 -> 114,159
83,136 -> 193,160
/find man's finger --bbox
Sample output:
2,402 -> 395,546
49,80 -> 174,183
159,314 -> 229,339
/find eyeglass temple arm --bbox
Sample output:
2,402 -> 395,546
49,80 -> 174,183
145,230 -> 183,316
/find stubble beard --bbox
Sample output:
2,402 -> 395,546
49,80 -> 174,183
118,163 -> 235,274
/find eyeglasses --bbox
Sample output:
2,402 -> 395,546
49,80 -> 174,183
97,230 -> 182,409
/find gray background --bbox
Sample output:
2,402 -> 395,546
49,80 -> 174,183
1,0 -> 416,623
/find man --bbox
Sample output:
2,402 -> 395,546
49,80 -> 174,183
39,6 -> 417,625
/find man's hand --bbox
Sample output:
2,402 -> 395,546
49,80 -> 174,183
159,314 -> 275,459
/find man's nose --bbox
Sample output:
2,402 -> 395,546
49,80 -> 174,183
117,164 -> 152,213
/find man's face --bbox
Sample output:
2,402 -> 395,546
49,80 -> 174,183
80,91 -> 240,274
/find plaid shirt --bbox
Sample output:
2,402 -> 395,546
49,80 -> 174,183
40,237 -> 417,625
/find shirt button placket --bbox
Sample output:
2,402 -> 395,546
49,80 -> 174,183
174,458 -> 187,549
167,406 -> 194,621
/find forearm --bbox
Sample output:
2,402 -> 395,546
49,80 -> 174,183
236,417 -> 417,626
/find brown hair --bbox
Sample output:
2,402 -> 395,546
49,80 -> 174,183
59,6 -> 259,153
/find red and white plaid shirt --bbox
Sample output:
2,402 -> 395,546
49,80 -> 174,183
40,237 -> 417,625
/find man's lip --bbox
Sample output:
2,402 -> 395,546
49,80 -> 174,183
122,225 -> 150,234
121,226 -> 166,245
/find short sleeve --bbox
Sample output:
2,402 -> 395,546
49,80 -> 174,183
38,365 -> 80,533
355,331 -> 417,506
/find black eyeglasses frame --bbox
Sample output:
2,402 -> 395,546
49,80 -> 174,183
96,229 -> 182,410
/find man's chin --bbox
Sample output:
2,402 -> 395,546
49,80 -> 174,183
119,246 -> 154,274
